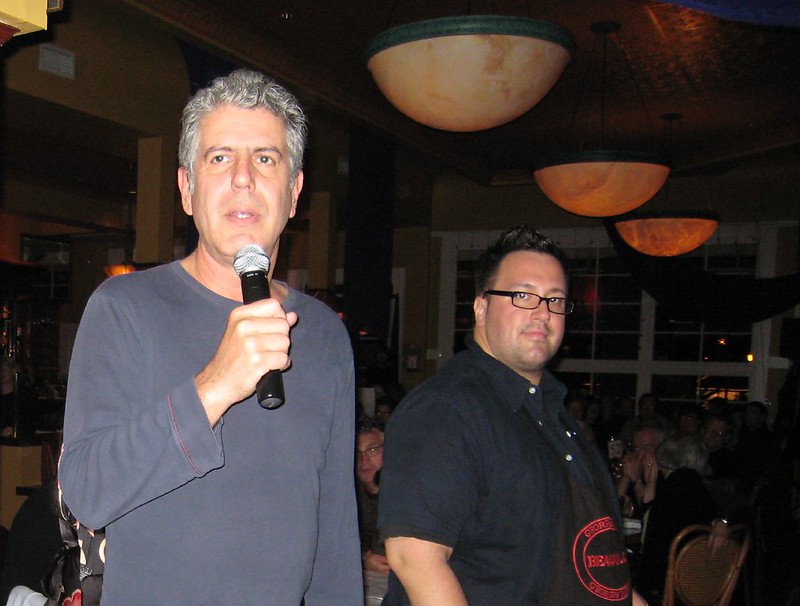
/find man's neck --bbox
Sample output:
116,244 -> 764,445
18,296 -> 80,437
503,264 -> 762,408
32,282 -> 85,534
181,250 -> 288,303
181,251 -> 241,301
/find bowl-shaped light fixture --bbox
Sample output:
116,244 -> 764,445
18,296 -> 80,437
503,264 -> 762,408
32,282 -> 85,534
366,15 -> 575,132
532,150 -> 670,217
613,210 -> 720,256
104,264 -> 136,277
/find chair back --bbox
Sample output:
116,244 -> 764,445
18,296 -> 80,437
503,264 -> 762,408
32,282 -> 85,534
662,523 -> 750,606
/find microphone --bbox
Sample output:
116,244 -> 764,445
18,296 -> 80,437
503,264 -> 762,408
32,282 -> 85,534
233,244 -> 286,410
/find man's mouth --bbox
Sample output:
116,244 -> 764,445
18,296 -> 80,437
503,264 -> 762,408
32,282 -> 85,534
230,211 -> 255,219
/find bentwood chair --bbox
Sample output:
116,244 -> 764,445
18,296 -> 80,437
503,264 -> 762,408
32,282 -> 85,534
662,523 -> 751,606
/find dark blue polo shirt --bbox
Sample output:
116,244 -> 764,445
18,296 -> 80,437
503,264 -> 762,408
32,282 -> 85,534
379,336 -> 625,605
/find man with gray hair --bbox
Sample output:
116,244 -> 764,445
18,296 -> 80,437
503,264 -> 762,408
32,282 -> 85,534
60,69 -> 362,604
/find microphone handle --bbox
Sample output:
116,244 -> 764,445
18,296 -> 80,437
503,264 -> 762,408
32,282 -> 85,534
240,270 -> 286,409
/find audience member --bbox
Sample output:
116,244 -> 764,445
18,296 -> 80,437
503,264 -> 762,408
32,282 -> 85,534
705,396 -> 731,417
0,481 -> 61,604
675,404 -> 701,435
616,422 -> 669,516
734,401 -> 781,495
601,395 -> 634,443
565,391 -> 594,443
374,397 -> 395,430
583,395 -> 604,447
356,421 -> 390,602
620,393 -> 672,444
633,433 -> 728,603
356,422 -> 388,574
701,412 -> 737,481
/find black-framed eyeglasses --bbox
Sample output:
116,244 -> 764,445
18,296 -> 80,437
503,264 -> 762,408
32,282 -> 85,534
483,290 -> 574,315
357,445 -> 383,459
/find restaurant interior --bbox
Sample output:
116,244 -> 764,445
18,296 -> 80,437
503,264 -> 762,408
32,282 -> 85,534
0,0 -> 799,603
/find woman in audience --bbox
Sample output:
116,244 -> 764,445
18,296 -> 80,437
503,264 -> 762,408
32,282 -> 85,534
633,433 -> 728,603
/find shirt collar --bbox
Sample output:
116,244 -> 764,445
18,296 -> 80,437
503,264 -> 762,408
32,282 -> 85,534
463,333 -> 567,413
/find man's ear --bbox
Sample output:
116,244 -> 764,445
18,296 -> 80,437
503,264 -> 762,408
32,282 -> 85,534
473,295 -> 487,327
178,167 -> 193,216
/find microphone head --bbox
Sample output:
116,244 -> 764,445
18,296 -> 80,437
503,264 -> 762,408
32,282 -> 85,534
233,244 -> 271,276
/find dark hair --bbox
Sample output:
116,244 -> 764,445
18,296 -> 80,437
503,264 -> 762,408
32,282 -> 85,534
745,400 -> 768,417
357,419 -> 384,435
474,226 -> 569,295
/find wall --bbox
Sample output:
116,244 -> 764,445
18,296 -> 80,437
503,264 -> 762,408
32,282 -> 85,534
4,0 -> 188,133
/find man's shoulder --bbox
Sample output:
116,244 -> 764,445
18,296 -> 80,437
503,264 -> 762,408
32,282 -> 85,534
391,351 -> 494,419
288,288 -> 347,334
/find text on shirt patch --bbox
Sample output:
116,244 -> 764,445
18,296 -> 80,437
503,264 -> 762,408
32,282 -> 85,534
572,516 -> 631,601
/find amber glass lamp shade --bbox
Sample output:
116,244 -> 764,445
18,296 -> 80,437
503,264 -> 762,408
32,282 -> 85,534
533,150 -> 670,217
366,16 -> 575,132
613,211 -> 720,257
104,264 -> 136,277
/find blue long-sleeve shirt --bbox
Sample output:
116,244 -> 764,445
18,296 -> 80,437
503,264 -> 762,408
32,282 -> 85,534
59,261 -> 362,605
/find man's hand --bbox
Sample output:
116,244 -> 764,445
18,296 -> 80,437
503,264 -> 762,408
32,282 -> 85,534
641,451 -> 659,485
708,519 -> 730,555
195,298 -> 297,425
363,550 -> 390,574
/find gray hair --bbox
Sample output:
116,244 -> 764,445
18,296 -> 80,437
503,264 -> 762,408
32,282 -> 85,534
178,69 -> 308,193
656,433 -> 708,473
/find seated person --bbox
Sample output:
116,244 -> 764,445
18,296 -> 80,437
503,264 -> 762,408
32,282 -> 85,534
0,481 -> 61,604
356,423 -> 389,576
619,393 -> 672,444
734,401 -> 781,495
676,404 -> 701,436
616,422 -> 668,516
633,433 -> 728,603
373,397 -> 395,431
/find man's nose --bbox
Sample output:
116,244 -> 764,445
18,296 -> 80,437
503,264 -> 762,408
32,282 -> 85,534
530,300 -> 551,319
232,158 -> 255,189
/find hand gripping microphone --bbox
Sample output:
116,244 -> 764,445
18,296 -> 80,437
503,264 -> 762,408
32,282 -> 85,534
233,244 -> 286,410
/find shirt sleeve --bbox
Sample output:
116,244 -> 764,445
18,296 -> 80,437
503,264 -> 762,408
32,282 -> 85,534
58,284 -> 224,530
378,390 -> 483,547
303,348 -> 364,605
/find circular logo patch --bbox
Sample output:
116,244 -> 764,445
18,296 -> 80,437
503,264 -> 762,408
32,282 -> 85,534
572,516 -> 630,601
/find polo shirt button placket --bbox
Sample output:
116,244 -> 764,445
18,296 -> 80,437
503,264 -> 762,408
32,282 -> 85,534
527,385 -> 544,425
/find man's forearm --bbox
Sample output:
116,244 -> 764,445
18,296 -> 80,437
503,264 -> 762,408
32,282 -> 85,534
385,536 -> 468,606
395,560 -> 467,606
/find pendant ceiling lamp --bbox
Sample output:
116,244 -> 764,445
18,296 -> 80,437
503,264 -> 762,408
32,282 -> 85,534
366,15 -> 575,132
612,114 -> 720,256
532,22 -> 669,217
104,264 -> 136,278
534,150 -> 669,217
613,210 -> 720,257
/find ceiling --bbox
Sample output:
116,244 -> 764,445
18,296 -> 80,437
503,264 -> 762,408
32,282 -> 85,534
3,0 -> 799,234
124,0 -> 800,186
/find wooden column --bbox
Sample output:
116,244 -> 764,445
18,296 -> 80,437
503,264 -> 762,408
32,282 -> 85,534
307,192 -> 337,291
0,444 -> 41,528
135,136 -> 177,264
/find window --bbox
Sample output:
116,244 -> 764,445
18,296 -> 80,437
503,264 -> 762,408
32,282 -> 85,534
453,259 -> 477,354
562,247 -> 642,361
653,244 -> 755,364
444,227 -> 759,407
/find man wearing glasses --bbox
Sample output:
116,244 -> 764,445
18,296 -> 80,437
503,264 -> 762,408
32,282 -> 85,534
379,226 -> 646,605
357,422 -> 390,601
